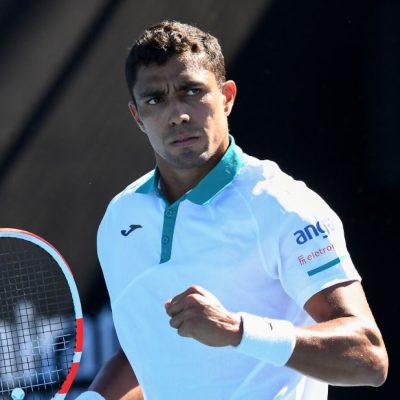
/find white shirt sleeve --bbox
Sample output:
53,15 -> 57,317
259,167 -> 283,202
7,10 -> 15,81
275,182 -> 361,307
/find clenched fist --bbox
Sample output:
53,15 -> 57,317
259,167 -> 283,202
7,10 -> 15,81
165,285 -> 243,347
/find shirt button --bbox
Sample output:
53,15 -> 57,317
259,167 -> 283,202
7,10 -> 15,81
162,236 -> 169,244
165,210 -> 173,217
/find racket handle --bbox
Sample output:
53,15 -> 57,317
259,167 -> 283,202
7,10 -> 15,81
75,391 -> 105,400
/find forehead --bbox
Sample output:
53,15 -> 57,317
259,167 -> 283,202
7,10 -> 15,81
133,54 -> 216,94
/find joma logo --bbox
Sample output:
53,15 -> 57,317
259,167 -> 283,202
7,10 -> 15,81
293,221 -> 330,245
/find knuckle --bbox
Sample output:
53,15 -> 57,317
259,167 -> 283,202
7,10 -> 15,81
189,284 -> 202,293
186,293 -> 198,303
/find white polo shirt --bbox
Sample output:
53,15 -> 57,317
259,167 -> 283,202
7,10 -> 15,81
97,137 -> 360,400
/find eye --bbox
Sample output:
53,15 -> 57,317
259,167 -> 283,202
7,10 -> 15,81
187,88 -> 200,96
146,96 -> 161,105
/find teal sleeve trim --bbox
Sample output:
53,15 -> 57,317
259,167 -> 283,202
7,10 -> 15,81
307,257 -> 342,276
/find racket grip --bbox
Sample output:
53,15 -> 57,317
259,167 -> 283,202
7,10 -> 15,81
75,391 -> 105,400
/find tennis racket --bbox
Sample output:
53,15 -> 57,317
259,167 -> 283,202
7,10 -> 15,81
0,228 -> 83,399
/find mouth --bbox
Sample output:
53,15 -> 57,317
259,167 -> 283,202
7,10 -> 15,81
170,134 -> 200,148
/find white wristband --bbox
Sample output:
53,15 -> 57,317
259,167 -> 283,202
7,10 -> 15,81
235,312 -> 296,367
75,391 -> 106,400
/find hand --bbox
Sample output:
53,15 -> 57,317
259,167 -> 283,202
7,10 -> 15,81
165,285 -> 242,347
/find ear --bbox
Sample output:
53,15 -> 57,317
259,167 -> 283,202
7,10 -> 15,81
221,80 -> 237,116
128,101 -> 146,133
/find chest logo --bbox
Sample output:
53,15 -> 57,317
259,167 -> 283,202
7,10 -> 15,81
121,224 -> 143,236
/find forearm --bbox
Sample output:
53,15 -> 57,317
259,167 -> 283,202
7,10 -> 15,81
287,316 -> 388,387
165,283 -> 388,388
89,349 -> 143,400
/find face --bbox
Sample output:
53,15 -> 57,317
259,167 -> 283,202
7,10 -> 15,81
128,54 -> 236,175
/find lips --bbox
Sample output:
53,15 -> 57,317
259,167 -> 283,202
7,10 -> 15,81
170,133 -> 200,147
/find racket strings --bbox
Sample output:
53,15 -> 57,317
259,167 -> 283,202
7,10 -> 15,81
0,238 -> 77,397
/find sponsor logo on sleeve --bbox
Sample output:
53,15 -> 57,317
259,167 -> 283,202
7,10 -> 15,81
293,219 -> 335,245
297,244 -> 336,265
297,243 -> 346,276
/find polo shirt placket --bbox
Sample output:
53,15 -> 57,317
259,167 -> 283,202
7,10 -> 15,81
160,204 -> 179,263
136,136 -> 244,264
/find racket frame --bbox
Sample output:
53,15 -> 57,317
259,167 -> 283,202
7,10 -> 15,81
0,228 -> 84,399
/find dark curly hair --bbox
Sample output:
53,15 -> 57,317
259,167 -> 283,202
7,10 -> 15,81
125,20 -> 226,103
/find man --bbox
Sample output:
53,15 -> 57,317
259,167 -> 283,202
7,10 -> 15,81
78,20 -> 388,399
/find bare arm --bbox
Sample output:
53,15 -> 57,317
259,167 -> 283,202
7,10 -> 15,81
286,280 -> 388,386
89,347 -> 143,400
165,281 -> 388,387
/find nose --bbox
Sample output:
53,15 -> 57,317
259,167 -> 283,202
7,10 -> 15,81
168,100 -> 190,126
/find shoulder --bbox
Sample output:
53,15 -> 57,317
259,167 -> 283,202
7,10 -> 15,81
98,170 -> 155,232
109,170 -> 155,206
236,154 -> 328,216
233,153 -> 343,246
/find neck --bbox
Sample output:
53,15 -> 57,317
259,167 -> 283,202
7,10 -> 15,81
157,153 -> 221,203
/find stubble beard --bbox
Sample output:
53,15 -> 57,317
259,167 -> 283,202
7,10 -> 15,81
164,145 -> 210,170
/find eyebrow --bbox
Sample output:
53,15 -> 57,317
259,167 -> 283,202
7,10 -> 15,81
137,88 -> 166,100
177,80 -> 204,90
137,80 -> 205,100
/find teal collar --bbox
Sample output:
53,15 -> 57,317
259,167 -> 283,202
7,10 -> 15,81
136,136 -> 244,206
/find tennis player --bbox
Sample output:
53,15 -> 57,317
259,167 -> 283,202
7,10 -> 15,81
77,21 -> 388,399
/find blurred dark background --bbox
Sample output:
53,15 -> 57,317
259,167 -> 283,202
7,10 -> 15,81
0,0 -> 398,398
